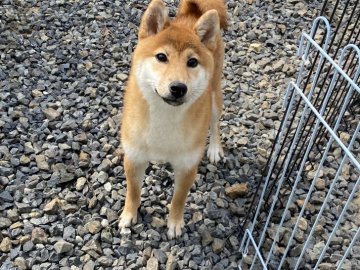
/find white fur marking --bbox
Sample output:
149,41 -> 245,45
207,92 -> 224,163
135,58 -> 209,107
167,218 -> 185,239
125,58 -> 208,169
119,211 -> 137,230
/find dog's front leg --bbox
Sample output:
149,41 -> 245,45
119,156 -> 146,230
167,165 -> 198,239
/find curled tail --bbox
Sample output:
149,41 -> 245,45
178,0 -> 228,29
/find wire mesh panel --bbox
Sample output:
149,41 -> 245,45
238,13 -> 360,270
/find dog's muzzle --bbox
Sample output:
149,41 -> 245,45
155,82 -> 187,106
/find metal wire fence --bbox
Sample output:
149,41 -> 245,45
238,0 -> 360,269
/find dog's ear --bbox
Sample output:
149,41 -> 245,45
138,0 -> 169,39
194,10 -> 220,51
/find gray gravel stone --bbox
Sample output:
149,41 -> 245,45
86,220 -> 102,234
199,224 -> 214,246
101,229 -> 113,244
76,177 -> 87,191
83,260 -> 95,270
212,238 -> 225,254
63,226 -> 76,241
22,240 -> 34,253
0,237 -> 11,252
146,257 -> 159,270
0,217 -> 11,229
31,228 -> 48,244
54,240 -> 74,254
35,155 -> 49,171
14,257 -> 28,270
98,159 -> 112,172
153,249 -> 167,264
0,191 -> 13,202
97,256 -> 113,267
43,108 -> 61,121
165,254 -> 178,270
82,239 -> 102,255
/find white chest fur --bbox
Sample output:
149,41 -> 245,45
123,102 -> 203,170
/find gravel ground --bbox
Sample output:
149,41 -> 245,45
0,0 -> 323,269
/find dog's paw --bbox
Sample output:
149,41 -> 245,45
207,142 -> 224,164
167,218 -> 185,239
118,211 -> 137,230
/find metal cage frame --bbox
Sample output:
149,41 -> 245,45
238,2 -> 360,269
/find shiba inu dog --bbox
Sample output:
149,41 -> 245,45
119,0 -> 227,239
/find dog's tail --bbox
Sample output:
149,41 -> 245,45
178,0 -> 228,29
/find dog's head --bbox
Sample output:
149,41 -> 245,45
132,0 -> 220,107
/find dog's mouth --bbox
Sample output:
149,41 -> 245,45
155,89 -> 184,106
162,97 -> 184,106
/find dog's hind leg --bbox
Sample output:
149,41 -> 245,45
167,165 -> 198,239
119,156 -> 147,230
207,91 -> 224,164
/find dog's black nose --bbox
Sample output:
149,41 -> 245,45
169,82 -> 187,99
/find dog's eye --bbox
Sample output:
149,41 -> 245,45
156,53 -> 168,63
187,58 -> 198,68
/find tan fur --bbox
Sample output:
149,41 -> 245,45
119,0 -> 227,238
178,0 -> 228,29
